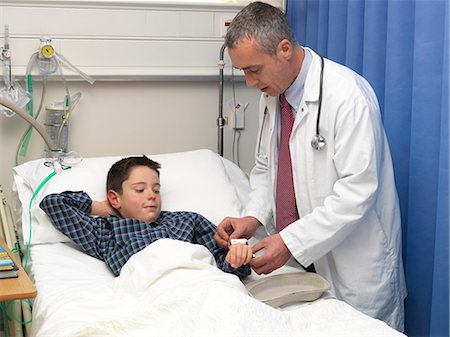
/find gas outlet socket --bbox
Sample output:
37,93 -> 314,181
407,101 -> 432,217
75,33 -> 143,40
229,101 -> 248,130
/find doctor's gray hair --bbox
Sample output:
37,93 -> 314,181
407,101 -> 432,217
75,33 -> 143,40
225,1 -> 298,56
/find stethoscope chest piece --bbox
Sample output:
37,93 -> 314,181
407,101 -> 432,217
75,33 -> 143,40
311,134 -> 326,151
310,54 -> 326,151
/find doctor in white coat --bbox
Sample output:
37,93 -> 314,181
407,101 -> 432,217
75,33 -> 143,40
214,1 -> 407,331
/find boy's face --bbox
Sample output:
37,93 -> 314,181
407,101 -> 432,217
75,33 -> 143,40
109,166 -> 162,223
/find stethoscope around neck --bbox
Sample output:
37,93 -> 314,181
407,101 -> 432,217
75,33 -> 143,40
257,54 -> 326,159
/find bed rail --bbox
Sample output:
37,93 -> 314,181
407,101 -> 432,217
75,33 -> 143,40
0,184 -> 31,337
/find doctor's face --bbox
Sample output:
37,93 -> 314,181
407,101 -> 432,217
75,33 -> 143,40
228,37 -> 293,96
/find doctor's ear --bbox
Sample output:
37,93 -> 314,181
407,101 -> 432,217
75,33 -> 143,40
277,39 -> 293,59
107,190 -> 121,210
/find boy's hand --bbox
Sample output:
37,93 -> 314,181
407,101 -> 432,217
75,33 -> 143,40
226,242 -> 253,268
215,216 -> 261,249
91,200 -> 119,217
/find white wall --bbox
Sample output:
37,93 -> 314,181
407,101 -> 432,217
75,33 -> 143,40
0,0 -> 283,79
0,79 -> 261,200
0,0 -> 276,201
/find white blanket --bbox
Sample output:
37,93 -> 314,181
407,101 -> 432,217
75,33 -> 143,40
31,239 -> 404,337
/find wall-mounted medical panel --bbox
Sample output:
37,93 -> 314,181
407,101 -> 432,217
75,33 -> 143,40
0,0 -> 284,81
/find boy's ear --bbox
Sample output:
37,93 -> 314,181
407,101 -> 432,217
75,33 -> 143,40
107,190 -> 121,210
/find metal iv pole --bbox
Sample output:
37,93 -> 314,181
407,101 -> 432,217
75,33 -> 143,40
217,42 -> 227,157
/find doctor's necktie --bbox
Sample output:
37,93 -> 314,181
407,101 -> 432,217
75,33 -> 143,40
275,94 -> 298,232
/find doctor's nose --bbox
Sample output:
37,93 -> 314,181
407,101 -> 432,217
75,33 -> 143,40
244,73 -> 258,88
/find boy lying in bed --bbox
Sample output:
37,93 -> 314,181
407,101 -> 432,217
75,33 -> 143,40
40,155 -> 252,278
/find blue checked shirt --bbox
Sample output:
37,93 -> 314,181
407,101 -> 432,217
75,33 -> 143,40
40,191 -> 250,278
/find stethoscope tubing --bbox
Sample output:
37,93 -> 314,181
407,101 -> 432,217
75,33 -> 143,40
256,108 -> 268,158
257,53 -> 326,158
316,55 -> 324,136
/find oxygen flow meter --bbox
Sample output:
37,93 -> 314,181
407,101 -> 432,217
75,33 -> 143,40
39,36 -> 55,59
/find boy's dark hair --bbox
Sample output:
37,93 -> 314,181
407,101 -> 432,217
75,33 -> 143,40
107,155 -> 161,194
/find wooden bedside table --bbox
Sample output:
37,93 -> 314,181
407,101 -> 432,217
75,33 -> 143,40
0,238 -> 37,302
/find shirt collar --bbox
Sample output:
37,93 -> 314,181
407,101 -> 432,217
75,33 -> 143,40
283,48 -> 312,112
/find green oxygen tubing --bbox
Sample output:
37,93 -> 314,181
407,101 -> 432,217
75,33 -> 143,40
24,170 -> 57,268
0,169 -> 57,333
0,92 -> 60,333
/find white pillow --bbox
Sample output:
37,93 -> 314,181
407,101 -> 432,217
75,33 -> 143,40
12,149 -> 243,245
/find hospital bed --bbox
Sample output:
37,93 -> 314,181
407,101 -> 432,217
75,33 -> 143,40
9,149 -> 405,336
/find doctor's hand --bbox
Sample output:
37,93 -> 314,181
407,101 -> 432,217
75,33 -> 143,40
214,216 -> 261,249
250,234 -> 292,275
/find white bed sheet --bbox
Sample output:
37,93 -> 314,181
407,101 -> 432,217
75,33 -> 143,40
27,240 -> 405,337
12,151 -> 405,336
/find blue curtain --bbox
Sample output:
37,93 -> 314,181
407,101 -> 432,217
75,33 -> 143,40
286,1 -> 449,336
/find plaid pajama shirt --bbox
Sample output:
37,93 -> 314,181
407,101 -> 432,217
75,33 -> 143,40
40,191 -> 250,278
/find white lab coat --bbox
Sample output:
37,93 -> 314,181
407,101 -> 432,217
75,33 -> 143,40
245,50 -> 407,331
